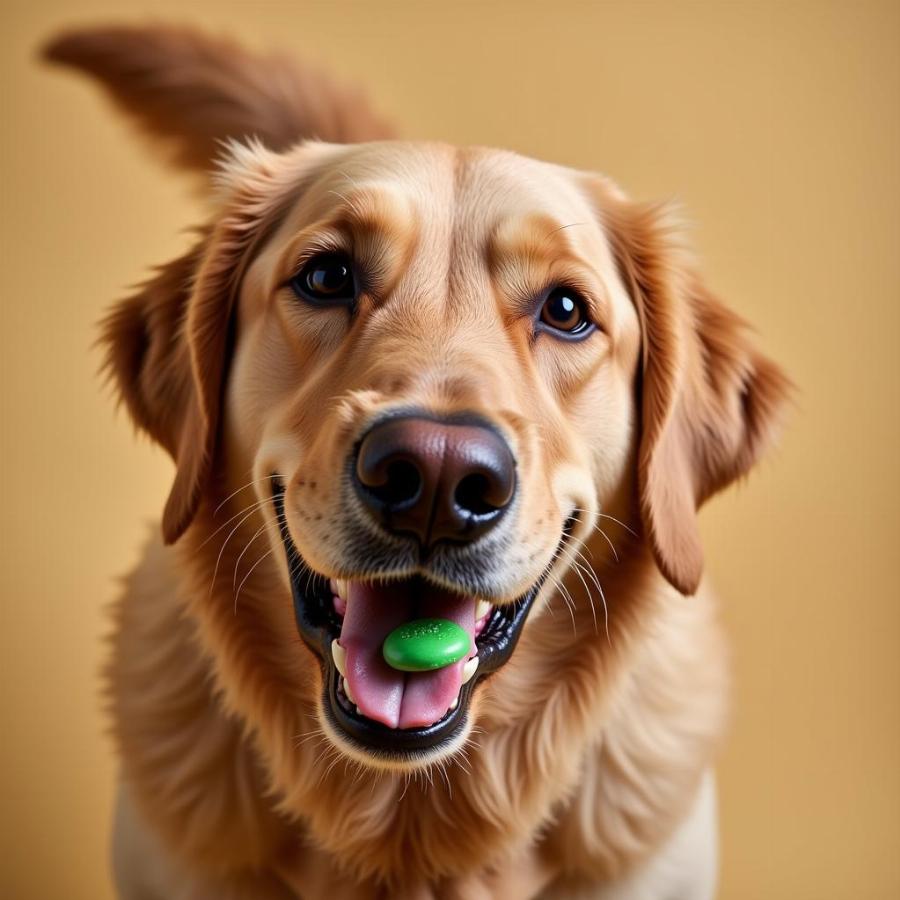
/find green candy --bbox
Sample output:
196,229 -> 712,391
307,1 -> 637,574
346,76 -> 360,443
382,618 -> 470,672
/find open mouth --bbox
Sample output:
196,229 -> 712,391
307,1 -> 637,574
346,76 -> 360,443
272,481 -> 566,757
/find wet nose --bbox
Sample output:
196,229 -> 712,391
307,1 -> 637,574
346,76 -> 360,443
353,414 -> 516,547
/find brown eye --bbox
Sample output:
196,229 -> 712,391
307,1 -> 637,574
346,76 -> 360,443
290,253 -> 356,304
539,287 -> 593,336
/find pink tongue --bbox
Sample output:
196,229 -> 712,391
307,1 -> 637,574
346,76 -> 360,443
340,582 -> 476,730
399,590 -> 476,729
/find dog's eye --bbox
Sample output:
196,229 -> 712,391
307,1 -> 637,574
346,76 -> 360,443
539,287 -> 593,336
290,253 -> 356,304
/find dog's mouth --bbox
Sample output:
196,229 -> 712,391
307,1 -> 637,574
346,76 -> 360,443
272,481 -> 568,758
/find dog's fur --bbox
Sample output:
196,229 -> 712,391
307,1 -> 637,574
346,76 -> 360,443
45,25 -> 790,899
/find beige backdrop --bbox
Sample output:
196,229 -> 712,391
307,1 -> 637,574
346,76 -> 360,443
2,1 -> 898,898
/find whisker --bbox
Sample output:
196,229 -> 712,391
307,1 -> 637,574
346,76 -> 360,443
233,520 -> 270,591
317,747 -> 343,787
594,526 -> 620,563
597,512 -> 637,537
199,494 -> 273,551
568,556 -> 598,635
576,556 -> 610,645
548,571 -> 577,636
567,545 -> 611,645
293,726 -> 326,748
571,506 -> 638,539
213,474 -> 280,518
208,504 -> 274,600
454,749 -> 473,777
438,759 -> 452,798
545,221 -> 585,239
233,547 -> 274,615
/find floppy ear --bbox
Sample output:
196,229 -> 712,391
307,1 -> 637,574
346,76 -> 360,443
45,24 -> 393,542
598,189 -> 791,595
102,142 -> 315,543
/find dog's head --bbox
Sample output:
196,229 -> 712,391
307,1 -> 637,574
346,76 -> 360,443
48,28 -> 789,773
102,138 -> 788,768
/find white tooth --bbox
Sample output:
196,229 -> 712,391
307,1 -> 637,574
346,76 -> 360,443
329,578 -> 349,598
450,695 -> 459,711
331,640 -> 347,677
476,599 -> 492,620
342,677 -> 356,704
462,656 -> 479,684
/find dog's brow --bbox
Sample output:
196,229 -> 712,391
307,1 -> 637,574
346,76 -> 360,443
490,214 -> 587,269
273,184 -> 417,293
485,213 -> 612,323
331,188 -> 411,239
546,221 -> 586,237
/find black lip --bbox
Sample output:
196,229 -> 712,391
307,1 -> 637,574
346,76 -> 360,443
272,480 -> 568,757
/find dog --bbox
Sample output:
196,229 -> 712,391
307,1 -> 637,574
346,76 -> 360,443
44,24 -> 789,900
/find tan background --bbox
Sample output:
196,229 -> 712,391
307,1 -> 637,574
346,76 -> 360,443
2,0 -> 898,897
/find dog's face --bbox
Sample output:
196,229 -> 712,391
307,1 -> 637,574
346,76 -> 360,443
220,142 -> 640,761
103,138 -> 788,770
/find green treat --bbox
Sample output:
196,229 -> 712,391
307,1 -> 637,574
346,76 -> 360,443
382,618 -> 470,672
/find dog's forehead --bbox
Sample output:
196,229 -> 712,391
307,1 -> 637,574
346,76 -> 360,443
294,141 -> 613,260
243,141 -> 625,326
243,141 -> 633,334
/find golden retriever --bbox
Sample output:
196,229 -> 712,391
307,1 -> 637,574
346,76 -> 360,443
45,24 -> 789,900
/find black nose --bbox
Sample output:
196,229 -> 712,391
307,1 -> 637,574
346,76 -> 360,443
353,414 -> 516,547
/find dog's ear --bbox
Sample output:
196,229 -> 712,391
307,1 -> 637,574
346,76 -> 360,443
594,184 -> 791,595
42,24 -> 394,175
43,24 -> 383,541
102,142 -> 325,543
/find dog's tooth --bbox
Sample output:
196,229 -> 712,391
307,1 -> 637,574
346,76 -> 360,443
342,677 -> 356,704
329,578 -> 349,599
475,599 -> 492,620
331,640 -> 347,677
461,656 -> 479,684
450,695 -> 459,711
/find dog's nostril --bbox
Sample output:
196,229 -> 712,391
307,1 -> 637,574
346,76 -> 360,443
454,473 -> 497,517
376,459 -> 422,507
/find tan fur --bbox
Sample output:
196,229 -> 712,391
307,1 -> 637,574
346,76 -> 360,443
43,25 -> 394,174
46,24 -> 789,898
